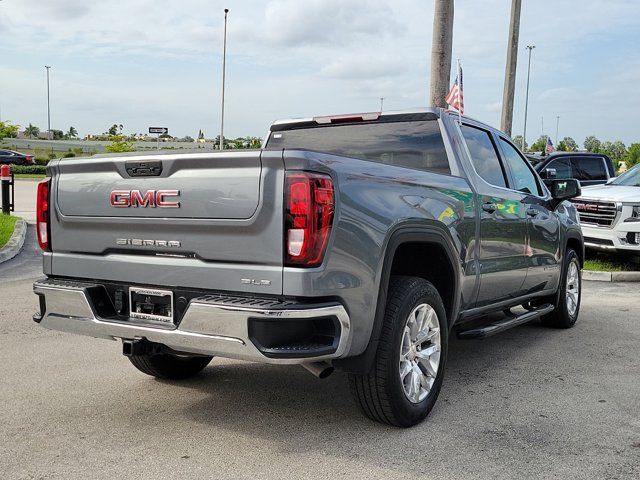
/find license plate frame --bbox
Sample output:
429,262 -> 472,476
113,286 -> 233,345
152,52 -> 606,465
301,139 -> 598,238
129,287 -> 174,324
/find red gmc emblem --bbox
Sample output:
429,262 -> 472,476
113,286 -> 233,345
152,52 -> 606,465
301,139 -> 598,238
575,203 -> 598,212
110,190 -> 180,208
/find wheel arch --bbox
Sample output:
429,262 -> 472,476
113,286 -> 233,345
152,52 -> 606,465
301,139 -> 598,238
335,221 -> 462,374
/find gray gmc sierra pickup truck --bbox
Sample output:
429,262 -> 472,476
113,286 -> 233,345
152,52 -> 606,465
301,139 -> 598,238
33,108 -> 584,427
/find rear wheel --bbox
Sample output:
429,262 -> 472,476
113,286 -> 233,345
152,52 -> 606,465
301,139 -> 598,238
541,248 -> 581,328
128,353 -> 213,380
348,276 -> 448,427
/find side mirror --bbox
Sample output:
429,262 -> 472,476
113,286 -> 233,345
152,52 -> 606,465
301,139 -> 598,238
544,167 -> 557,179
545,178 -> 581,208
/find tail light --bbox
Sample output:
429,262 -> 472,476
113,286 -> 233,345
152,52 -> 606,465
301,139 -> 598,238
25,155 -> 35,164
285,172 -> 334,267
36,179 -> 51,251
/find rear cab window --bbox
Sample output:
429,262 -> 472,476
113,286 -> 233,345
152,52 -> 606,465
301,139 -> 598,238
266,120 -> 451,175
571,156 -> 607,181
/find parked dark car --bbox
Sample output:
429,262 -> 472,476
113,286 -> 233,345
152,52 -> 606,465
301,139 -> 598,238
0,149 -> 35,165
528,152 -> 615,186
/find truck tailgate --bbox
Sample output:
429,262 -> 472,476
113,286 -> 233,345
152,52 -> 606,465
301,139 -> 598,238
48,150 -> 285,294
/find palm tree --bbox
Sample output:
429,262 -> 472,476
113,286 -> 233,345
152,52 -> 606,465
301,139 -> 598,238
25,123 -> 40,139
429,0 -> 454,108
67,126 -> 78,138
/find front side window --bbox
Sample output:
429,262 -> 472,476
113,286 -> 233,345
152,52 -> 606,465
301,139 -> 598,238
498,138 -> 541,195
571,157 -> 607,180
546,158 -> 572,179
460,125 -> 507,188
266,120 -> 450,174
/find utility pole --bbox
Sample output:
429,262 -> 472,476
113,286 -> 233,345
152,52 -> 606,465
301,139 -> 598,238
219,8 -> 229,151
45,65 -> 52,140
429,0 -> 454,108
523,45 -> 535,151
555,115 -> 560,145
380,97 -> 384,112
500,0 -> 522,136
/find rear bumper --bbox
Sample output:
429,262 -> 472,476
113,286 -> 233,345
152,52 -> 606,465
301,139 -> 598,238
33,278 -> 351,365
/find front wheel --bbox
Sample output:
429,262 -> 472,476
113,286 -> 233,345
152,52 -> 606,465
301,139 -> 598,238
128,353 -> 213,380
349,276 -> 448,427
542,248 -> 581,328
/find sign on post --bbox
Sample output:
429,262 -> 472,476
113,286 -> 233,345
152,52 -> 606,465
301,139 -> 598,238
149,127 -> 169,150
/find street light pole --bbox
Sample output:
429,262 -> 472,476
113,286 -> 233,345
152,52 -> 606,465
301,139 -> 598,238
45,65 -> 52,140
219,8 -> 229,151
555,115 -> 560,145
522,45 -> 535,151
380,97 -> 384,112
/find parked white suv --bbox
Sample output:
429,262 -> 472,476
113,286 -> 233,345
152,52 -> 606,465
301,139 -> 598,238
571,164 -> 640,254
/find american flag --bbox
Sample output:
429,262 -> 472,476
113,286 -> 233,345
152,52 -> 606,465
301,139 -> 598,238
445,67 -> 464,114
546,137 -> 555,153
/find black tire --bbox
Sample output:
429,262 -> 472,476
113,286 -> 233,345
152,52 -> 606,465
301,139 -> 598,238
541,248 -> 581,328
128,353 -> 213,380
348,276 -> 448,427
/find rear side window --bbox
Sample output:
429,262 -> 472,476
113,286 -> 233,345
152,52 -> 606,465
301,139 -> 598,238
571,157 -> 607,180
266,120 -> 450,174
460,124 -> 507,188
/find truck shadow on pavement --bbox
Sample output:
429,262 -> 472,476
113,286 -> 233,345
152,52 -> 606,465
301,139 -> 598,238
167,320 -> 554,440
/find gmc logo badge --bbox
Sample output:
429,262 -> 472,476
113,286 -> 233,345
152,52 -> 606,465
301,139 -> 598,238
110,190 -> 180,208
575,203 -> 598,212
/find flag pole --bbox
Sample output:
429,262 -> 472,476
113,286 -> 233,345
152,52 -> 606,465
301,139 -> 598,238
457,58 -> 462,125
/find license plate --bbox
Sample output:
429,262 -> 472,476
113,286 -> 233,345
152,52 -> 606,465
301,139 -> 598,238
129,287 -> 174,324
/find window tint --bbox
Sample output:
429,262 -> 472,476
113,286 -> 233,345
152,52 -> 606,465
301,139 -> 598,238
547,158 -> 572,179
460,125 -> 507,188
571,157 -> 607,180
266,120 -> 450,174
498,138 -> 541,195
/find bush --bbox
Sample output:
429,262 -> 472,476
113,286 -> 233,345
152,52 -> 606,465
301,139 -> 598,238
48,152 -> 57,160
35,157 -> 49,165
10,165 -> 47,175
62,150 -> 76,158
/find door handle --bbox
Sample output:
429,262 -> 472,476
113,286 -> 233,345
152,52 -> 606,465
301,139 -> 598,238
526,207 -> 539,218
482,202 -> 497,214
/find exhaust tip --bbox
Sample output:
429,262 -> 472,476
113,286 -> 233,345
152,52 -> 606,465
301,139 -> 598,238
317,365 -> 334,379
302,361 -> 334,379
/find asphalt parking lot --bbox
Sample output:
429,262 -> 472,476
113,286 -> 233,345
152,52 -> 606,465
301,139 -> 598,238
1,181 -> 639,479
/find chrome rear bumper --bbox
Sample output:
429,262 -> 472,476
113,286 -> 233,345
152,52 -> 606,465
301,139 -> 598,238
33,278 -> 351,365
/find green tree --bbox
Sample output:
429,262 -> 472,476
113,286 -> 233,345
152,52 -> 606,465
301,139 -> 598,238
24,123 -> 40,139
67,126 -> 78,138
105,135 -> 135,153
583,135 -> 601,153
601,140 -> 627,164
557,137 -> 578,152
107,124 -> 123,136
512,135 -> 526,151
529,135 -> 548,153
625,143 -> 640,168
51,129 -> 64,140
0,121 -> 19,140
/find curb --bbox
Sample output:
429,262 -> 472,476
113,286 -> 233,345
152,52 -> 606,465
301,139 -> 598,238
0,218 -> 27,264
583,269 -> 640,283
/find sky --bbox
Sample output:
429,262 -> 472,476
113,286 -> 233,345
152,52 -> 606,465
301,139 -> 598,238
1,0 -> 639,145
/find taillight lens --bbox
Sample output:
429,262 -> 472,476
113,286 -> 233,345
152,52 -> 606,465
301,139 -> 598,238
285,172 -> 334,267
36,179 -> 51,251
26,155 -> 35,164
